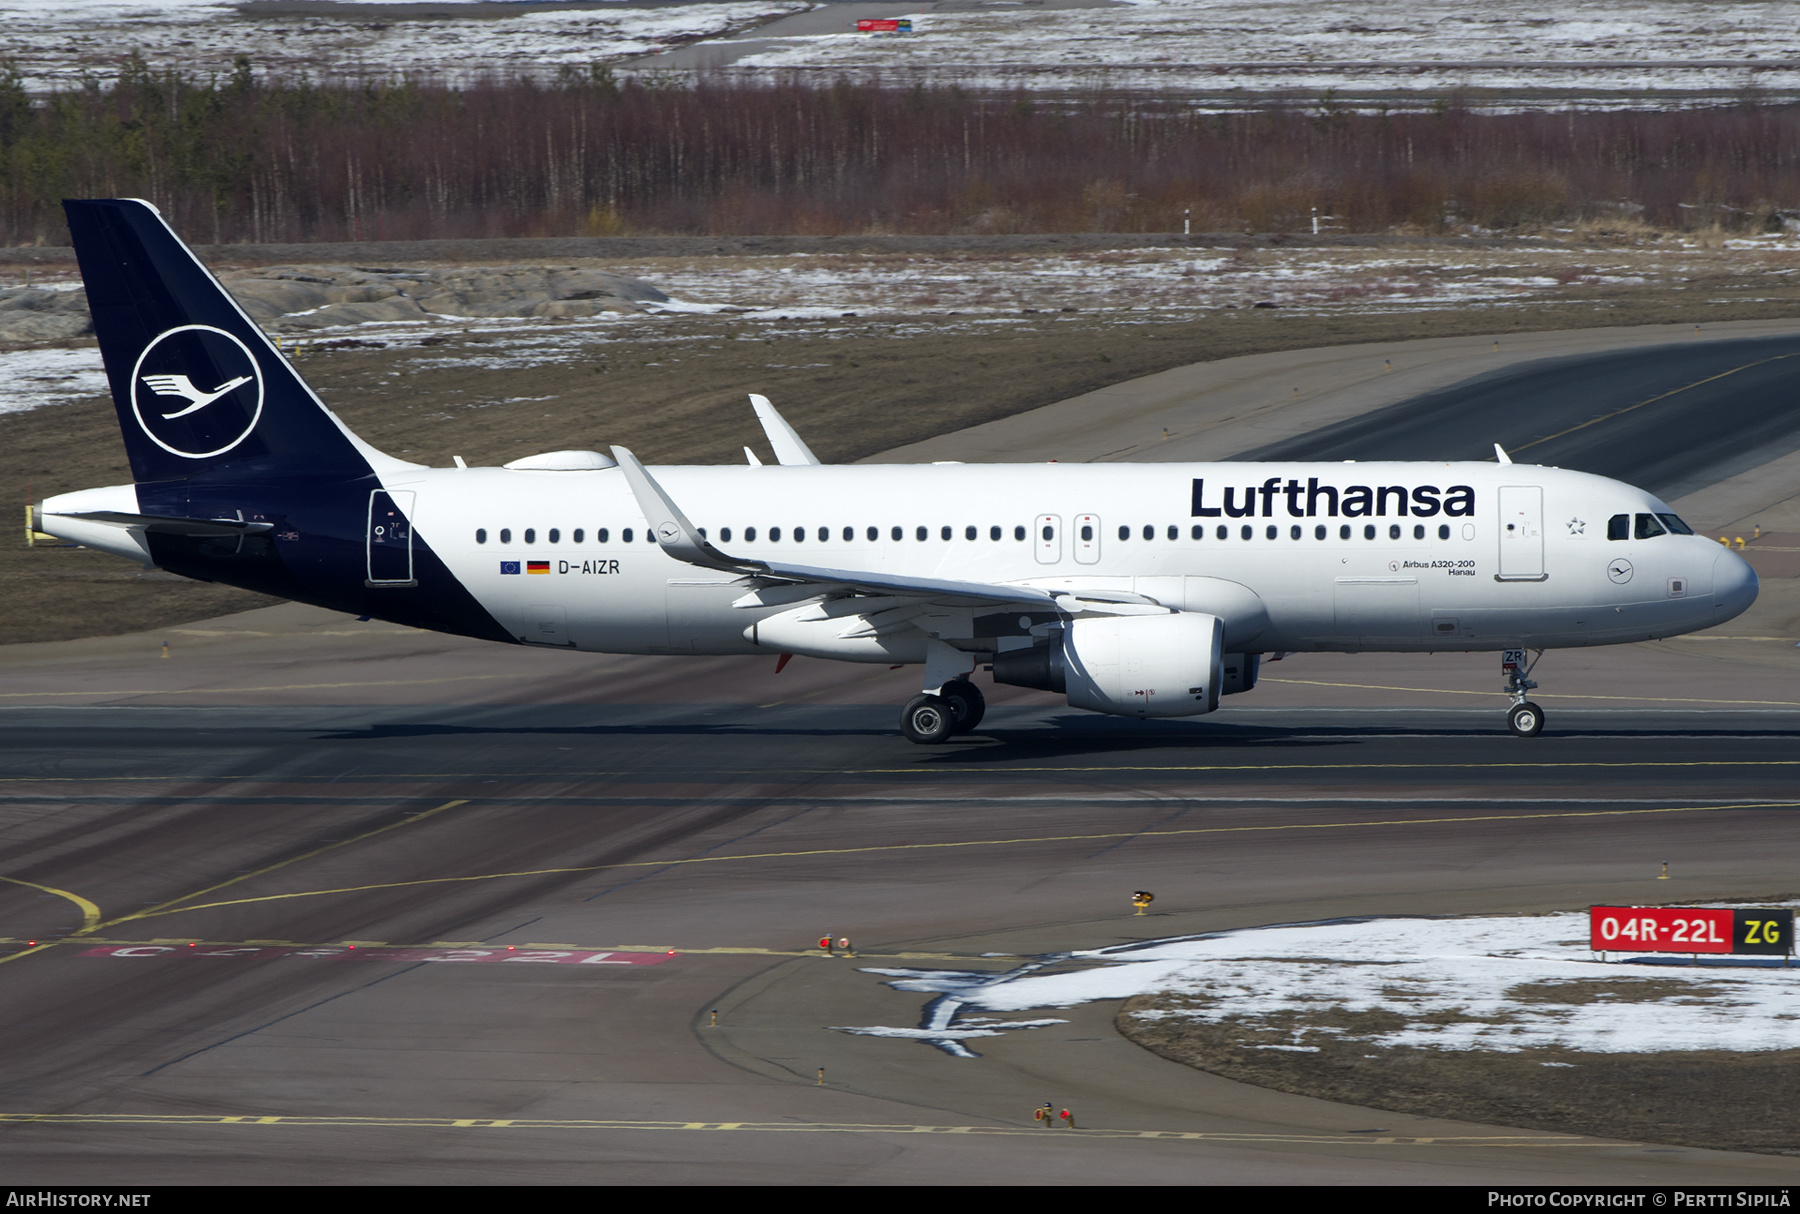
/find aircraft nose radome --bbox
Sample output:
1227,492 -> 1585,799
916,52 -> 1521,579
1711,549 -> 1759,622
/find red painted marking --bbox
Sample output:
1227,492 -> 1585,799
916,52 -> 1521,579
81,945 -> 670,966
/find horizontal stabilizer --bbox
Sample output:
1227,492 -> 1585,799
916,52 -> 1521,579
57,510 -> 274,537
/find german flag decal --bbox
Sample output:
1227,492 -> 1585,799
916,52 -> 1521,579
527,560 -> 551,574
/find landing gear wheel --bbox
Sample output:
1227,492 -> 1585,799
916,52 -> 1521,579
939,679 -> 986,733
1507,701 -> 1545,738
900,694 -> 956,744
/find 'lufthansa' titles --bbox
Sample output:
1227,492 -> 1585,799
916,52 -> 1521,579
1191,477 -> 1475,519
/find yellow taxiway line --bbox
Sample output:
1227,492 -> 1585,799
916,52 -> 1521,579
72,799 -> 1799,928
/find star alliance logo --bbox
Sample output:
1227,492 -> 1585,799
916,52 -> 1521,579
1567,517 -> 1586,535
129,324 -> 264,459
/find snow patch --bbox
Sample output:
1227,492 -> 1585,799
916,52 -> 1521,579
856,910 -> 1800,1058
0,346 -> 109,415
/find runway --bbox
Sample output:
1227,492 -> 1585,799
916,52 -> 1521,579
3,320 -> 1800,1183
3,699 -> 1800,1183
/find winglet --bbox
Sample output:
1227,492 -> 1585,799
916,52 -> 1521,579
1493,443 -> 1513,465
609,446 -> 766,574
749,394 -> 821,466
743,446 -> 764,467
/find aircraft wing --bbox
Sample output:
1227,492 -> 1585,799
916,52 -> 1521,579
749,394 -> 822,466
611,445 -> 1073,609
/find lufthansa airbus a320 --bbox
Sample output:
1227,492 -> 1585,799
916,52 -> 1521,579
37,200 -> 1758,742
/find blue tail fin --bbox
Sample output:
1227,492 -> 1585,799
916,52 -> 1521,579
63,198 -> 387,485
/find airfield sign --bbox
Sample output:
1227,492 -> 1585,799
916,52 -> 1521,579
1589,906 -> 1793,956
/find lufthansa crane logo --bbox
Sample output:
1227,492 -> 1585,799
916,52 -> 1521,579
129,324 -> 264,458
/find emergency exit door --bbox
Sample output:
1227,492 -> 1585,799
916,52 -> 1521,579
1035,514 -> 1062,564
1497,485 -> 1545,581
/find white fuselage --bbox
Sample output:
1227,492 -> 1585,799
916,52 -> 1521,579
388,460 -> 1756,658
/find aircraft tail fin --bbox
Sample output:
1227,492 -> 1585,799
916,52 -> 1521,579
63,198 -> 401,484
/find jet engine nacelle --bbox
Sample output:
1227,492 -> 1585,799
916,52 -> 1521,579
994,612 -> 1224,718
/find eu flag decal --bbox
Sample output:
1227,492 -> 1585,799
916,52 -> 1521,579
500,561 -> 520,575
527,560 -> 551,574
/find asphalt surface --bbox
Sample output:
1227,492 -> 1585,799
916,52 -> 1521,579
2,322 -> 1800,1184
1243,333 -> 1800,502
3,703 -> 1800,1184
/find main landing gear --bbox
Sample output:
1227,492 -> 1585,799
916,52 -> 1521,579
900,679 -> 986,745
1502,648 -> 1545,738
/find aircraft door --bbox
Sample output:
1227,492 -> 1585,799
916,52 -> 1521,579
1035,514 -> 1062,564
1497,485 -> 1546,580
1074,514 -> 1100,564
366,490 -> 415,586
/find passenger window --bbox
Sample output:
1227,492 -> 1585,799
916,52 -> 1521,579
721,527 -> 732,543
1217,525 -> 1228,540
1290,525 -> 1301,539
818,527 -> 828,542
1081,525 -> 1094,541
1167,525 -> 1178,541
745,526 -> 757,541
1657,513 -> 1694,535
918,526 -> 929,541
1364,525 -> 1376,540
1239,525 -> 1251,540
893,526 -> 904,541
940,525 -> 952,541
1265,525 -> 1277,539
1118,525 -> 1130,541
1192,525 -> 1204,540
1015,525 -> 1026,541
1340,524 -> 1351,540
573,528 -> 584,543
1635,513 -> 1666,539
1413,524 -> 1424,540
1389,524 -> 1401,540
1608,514 -> 1629,541
622,528 -> 633,543
965,525 -> 977,540
1437,524 -> 1449,540
990,525 -> 1001,541
1314,524 -> 1326,539
793,527 -> 804,542
1041,525 -> 1053,541
1143,525 -> 1154,541
867,526 -> 878,542
597,528 -> 609,543
524,528 -> 536,544
475,528 -> 487,544
697,528 -> 706,539
548,528 -> 560,543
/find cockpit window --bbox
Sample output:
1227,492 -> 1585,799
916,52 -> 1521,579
1656,513 -> 1694,535
1635,513 -> 1667,539
1607,514 -> 1629,541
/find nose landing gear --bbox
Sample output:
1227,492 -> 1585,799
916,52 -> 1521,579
1501,648 -> 1544,737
